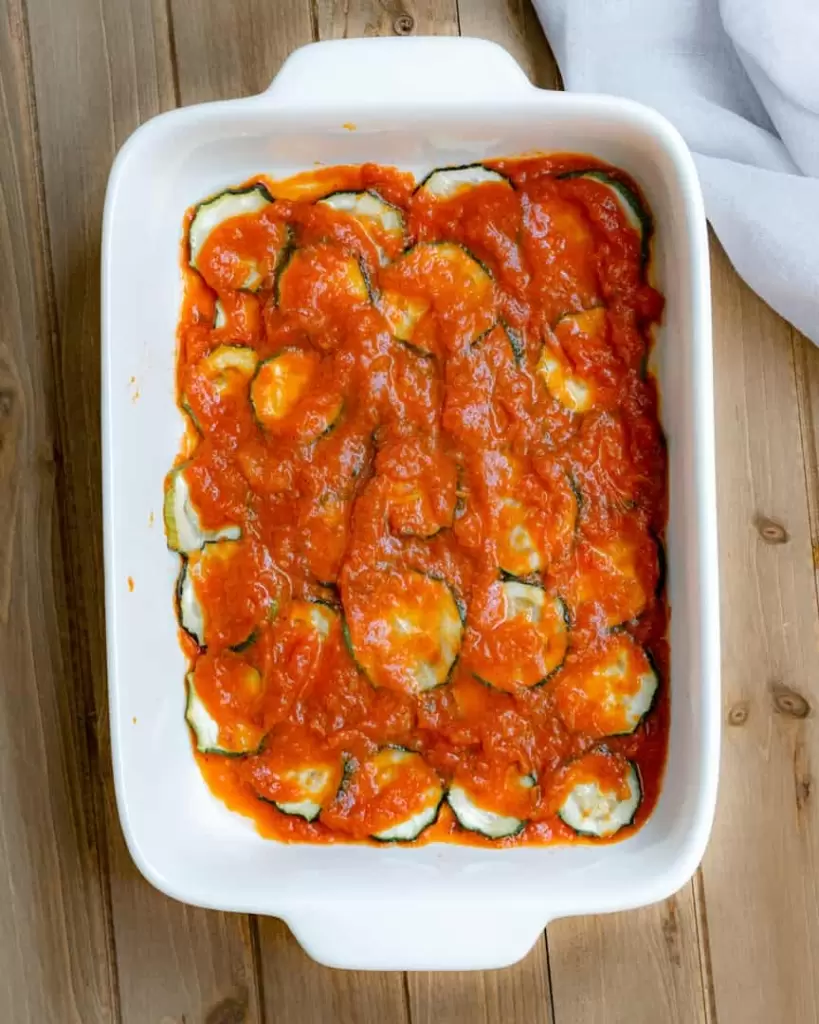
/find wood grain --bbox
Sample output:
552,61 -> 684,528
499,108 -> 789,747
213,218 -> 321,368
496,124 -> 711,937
167,2 -> 414,1018
23,0 -> 263,1020
456,0 -> 560,88
315,0 -> 458,38
406,943 -> 553,1024
547,893 -> 708,1024
257,919 -> 410,1024
700,240 -> 819,1023
0,2 -> 117,1019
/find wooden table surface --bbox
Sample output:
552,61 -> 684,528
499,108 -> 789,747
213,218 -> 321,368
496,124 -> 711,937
2,0 -> 818,1020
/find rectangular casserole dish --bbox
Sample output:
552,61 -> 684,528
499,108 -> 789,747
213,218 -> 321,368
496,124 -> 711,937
102,36 -> 719,971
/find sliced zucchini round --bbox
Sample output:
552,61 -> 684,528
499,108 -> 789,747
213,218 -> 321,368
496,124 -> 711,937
317,190 -> 405,264
185,672 -> 263,756
557,751 -> 642,838
176,540 -> 263,650
573,532 -> 658,627
417,164 -> 512,199
275,245 -> 370,311
250,349 -> 343,442
343,569 -> 464,694
214,300 -> 227,329
474,582 -> 568,690
447,775 -> 533,839
503,322 -> 526,364
200,344 -> 258,397
287,598 -> 338,642
559,169 -> 651,261
386,478 -> 456,538
378,242 -> 495,352
497,496 -> 546,578
366,748 -> 444,842
273,763 -> 340,821
554,633 -> 658,738
538,307 -> 608,414
189,185 -> 279,291
177,559 -> 206,646
242,738 -> 343,821
164,465 -> 241,555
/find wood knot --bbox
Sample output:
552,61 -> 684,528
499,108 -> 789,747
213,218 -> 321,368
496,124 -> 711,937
771,683 -> 810,719
205,996 -> 247,1024
795,773 -> 812,812
727,700 -> 750,727
754,514 -> 788,545
393,13 -> 415,34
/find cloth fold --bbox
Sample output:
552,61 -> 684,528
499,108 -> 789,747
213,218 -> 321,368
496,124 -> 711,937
532,0 -> 819,344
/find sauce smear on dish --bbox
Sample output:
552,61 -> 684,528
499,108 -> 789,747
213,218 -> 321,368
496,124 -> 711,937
167,155 -> 668,846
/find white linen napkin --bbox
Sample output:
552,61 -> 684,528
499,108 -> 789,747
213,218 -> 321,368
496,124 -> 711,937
531,0 -> 819,344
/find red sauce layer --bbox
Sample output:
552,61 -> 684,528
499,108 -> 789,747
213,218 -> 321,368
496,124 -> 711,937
171,155 -> 668,846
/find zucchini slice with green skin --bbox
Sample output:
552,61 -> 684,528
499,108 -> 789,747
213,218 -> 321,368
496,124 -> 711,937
557,751 -> 642,838
343,569 -> 464,695
164,466 -> 241,555
572,531 -> 659,628
287,598 -> 339,642
367,748 -> 445,842
558,169 -> 652,262
177,559 -> 206,646
250,349 -> 343,442
189,185 -> 277,291
275,245 -> 371,310
447,775 -> 534,839
214,300 -> 227,329
503,322 -> 526,364
185,673 -> 263,756
272,763 -> 340,821
537,308 -> 607,414
317,190 -> 405,264
553,633 -> 658,738
473,582 -> 569,690
497,497 -> 546,578
378,242 -> 495,352
417,164 -> 512,199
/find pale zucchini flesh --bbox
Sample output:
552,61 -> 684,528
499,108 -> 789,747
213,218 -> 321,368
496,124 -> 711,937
185,673 -> 263,756
177,560 -> 206,646
558,169 -> 651,260
344,571 -> 464,694
318,190 -> 405,263
368,748 -> 444,842
447,776 -> 533,839
418,164 -> 512,199
475,582 -> 569,690
189,185 -> 274,289
558,755 -> 642,838
273,764 -> 339,822
164,467 -> 241,555
557,635 -> 659,737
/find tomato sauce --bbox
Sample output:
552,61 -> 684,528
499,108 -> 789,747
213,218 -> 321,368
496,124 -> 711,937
172,155 -> 668,846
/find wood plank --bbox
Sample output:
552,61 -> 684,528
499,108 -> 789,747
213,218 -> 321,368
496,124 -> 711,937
0,1 -> 118,1019
169,0 -> 313,104
406,943 -> 552,1024
257,919 -> 410,1024
547,892 -> 708,1024
167,3 -> 412,1019
315,0 -> 458,39
23,0 -> 264,1020
700,239 -> 819,1023
452,2 -> 711,1021
456,0 -> 560,88
313,2 -> 551,1019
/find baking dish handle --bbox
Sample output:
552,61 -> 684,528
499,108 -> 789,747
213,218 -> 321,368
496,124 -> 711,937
264,37 -> 534,108
285,903 -> 549,971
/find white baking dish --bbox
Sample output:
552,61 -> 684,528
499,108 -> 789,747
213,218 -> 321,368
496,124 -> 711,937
102,36 -> 719,971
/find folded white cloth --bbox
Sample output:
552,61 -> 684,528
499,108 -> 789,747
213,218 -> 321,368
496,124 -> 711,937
532,0 -> 819,344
